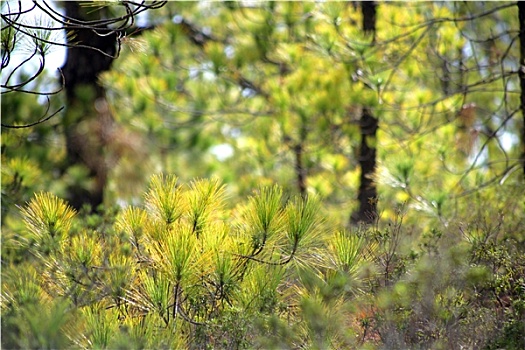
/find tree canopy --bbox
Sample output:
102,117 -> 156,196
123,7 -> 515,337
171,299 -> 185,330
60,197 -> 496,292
2,1 -> 525,349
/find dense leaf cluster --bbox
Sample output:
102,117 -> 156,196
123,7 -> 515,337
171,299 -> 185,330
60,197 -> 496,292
2,2 -> 525,349
2,175 -> 525,349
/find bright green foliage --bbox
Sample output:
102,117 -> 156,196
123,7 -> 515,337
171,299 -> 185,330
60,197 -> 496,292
1,176 -> 366,348
97,1 -> 524,228
2,1 -> 525,349
20,192 -> 76,244
1,88 -> 66,221
3,175 -> 524,349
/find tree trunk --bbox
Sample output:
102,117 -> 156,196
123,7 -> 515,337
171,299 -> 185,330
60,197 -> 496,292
518,2 -> 525,178
294,143 -> 307,199
295,115 -> 309,199
351,108 -> 379,225
350,2 -> 379,225
61,2 -> 118,210
361,1 -> 377,41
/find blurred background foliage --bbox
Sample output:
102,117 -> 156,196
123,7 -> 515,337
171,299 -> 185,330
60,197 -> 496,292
2,1 -> 525,349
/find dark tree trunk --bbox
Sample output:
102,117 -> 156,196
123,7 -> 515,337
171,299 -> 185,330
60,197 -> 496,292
351,2 -> 379,225
294,143 -> 307,199
61,3 -> 117,98
61,2 -> 118,211
292,115 -> 308,199
361,1 -> 377,41
351,108 -> 379,225
518,2 -> 525,178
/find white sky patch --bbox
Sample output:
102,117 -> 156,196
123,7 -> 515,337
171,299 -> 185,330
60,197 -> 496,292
224,45 -> 235,59
500,132 -> 519,152
1,0 -> 66,91
210,143 -> 234,161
